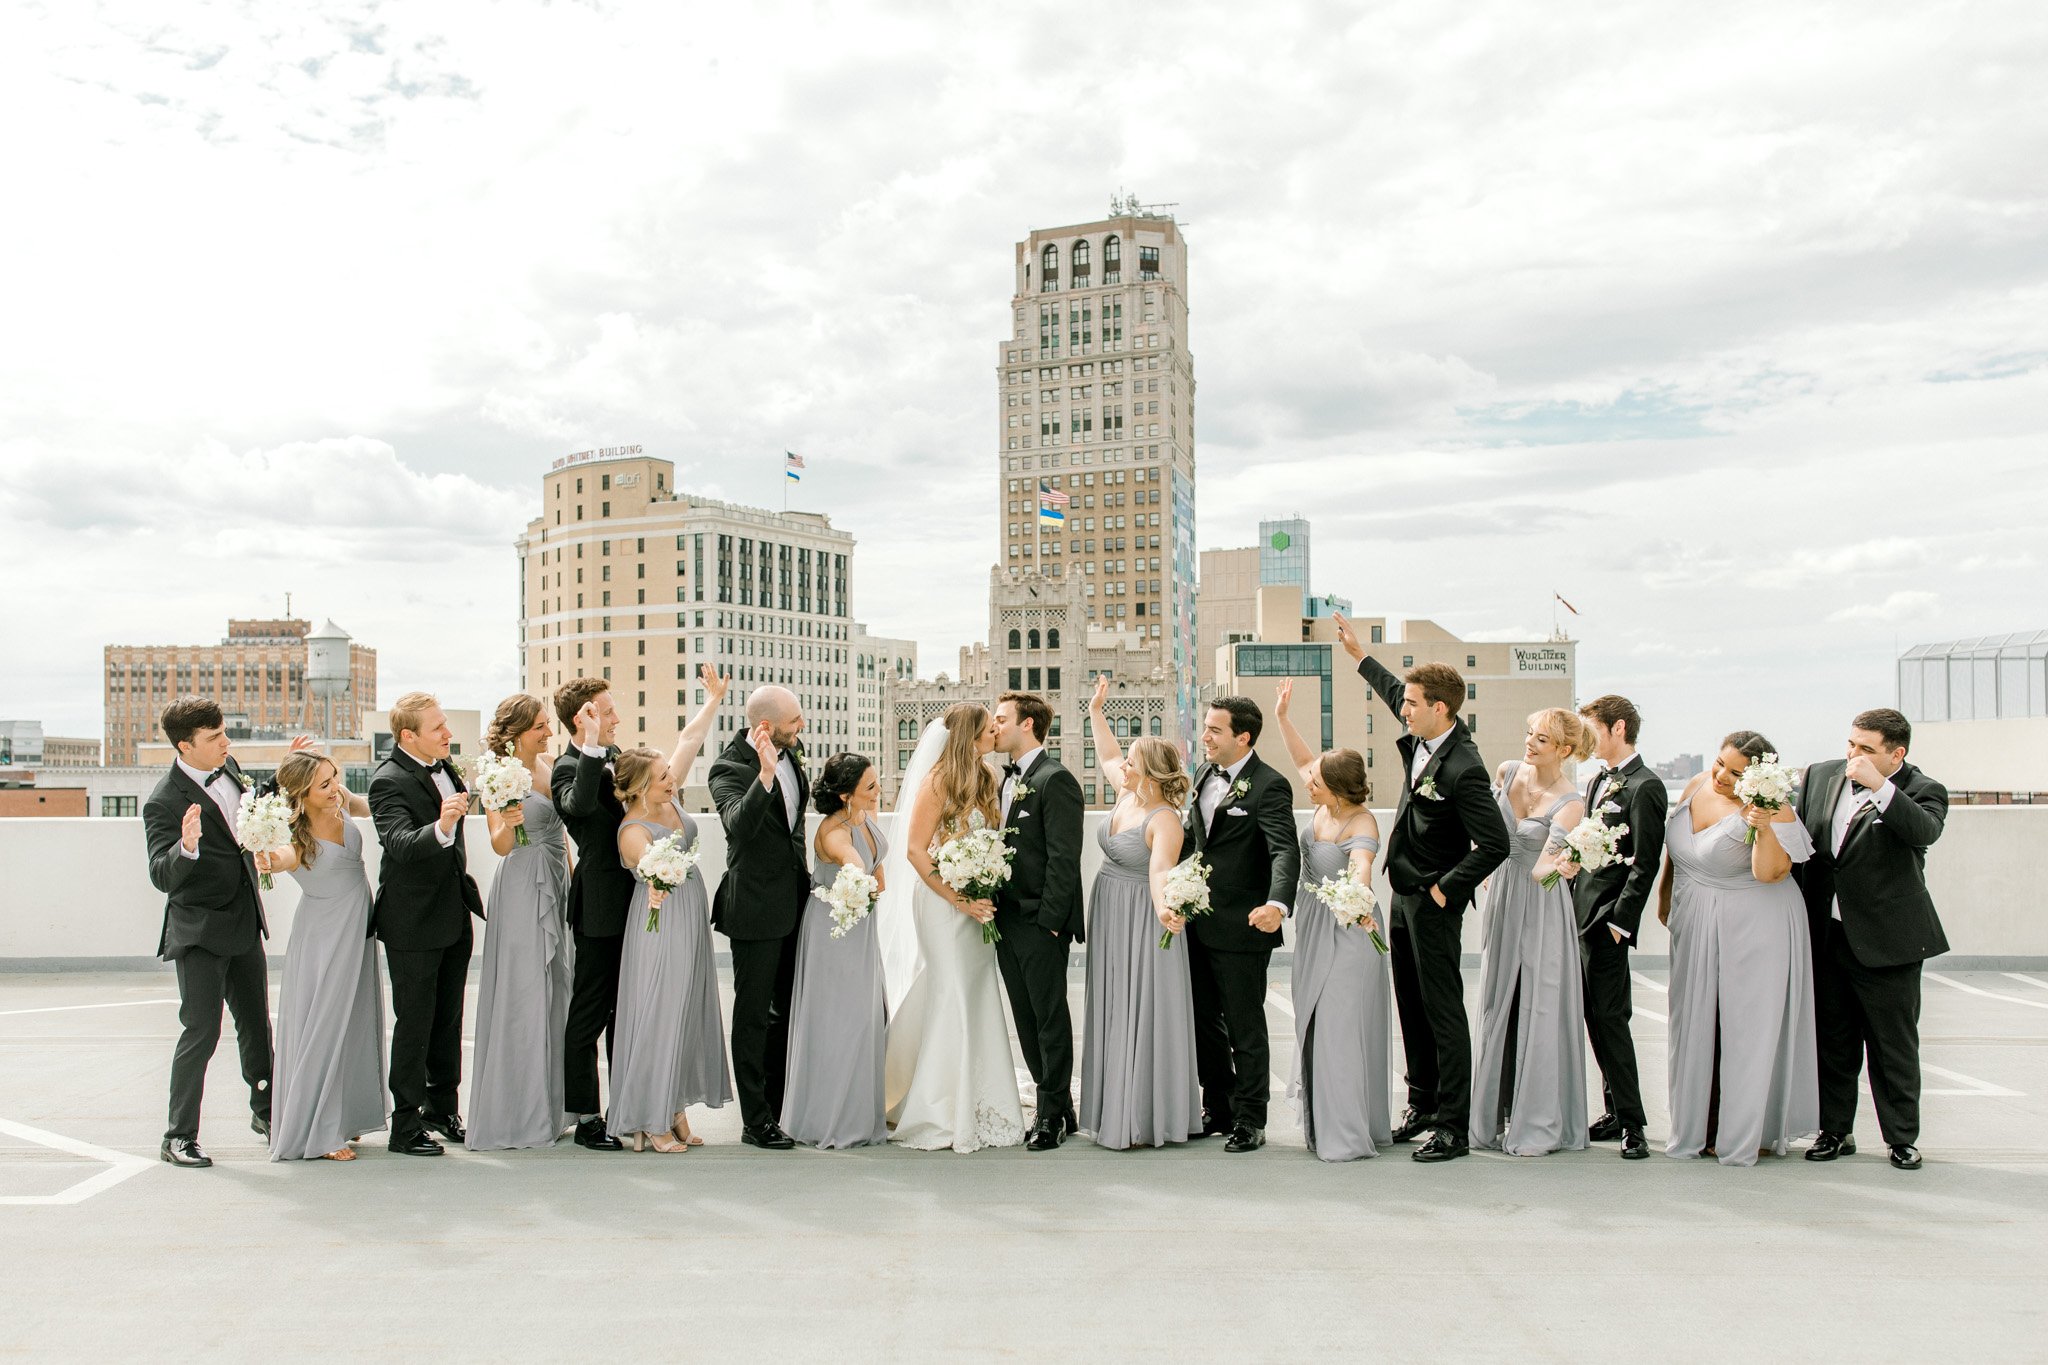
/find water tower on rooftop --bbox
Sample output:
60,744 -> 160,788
306,619 -> 353,739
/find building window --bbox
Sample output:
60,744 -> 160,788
1070,238 -> 1090,285
1467,654 -> 1477,668
1402,656 -> 1414,668
1008,628 -> 1022,650
1027,628 -> 1041,650
1047,667 -> 1061,691
1371,625 -> 1383,644
1467,684 -> 1477,700
1139,245 -> 1160,280
1008,668 -> 1023,689
102,795 -> 138,817
1103,234 -> 1120,284
1046,627 -> 1061,649
1027,667 -> 1041,690
1040,242 -> 1059,291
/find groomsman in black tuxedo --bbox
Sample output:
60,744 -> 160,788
1334,615 -> 1510,1163
708,685 -> 811,1151
369,691 -> 485,1156
1565,695 -> 1667,1160
142,698 -> 274,1168
551,677 -> 629,1151
1794,707 -> 1949,1171
1182,696 -> 1300,1154
991,691 -> 1087,1150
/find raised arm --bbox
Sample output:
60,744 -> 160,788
1086,675 -> 1128,790
1332,613 -> 1403,720
143,791 -> 200,895
668,666 -> 729,787
1872,771 -> 1947,850
711,725 -> 784,842
369,771 -> 461,865
1272,680 -> 1317,784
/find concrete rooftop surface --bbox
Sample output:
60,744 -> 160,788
4,966 -> 2046,1361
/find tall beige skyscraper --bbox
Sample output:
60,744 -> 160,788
995,200 -> 1197,737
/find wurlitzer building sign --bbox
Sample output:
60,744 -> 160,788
551,445 -> 643,471
1510,645 -> 1572,677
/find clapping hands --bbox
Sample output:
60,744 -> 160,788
751,722 -> 780,787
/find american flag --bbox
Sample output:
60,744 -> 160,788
784,451 -> 806,469
1039,480 -> 1070,507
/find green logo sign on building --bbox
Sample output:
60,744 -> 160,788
1270,531 -> 1291,551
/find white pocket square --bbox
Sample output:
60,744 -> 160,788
1226,807 -> 1248,817
1016,810 -> 1032,819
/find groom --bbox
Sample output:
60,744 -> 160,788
552,676 -> 629,1151
1182,696 -> 1300,1154
1334,614 -> 1509,1164
709,685 -> 811,1151
991,691 -> 1086,1150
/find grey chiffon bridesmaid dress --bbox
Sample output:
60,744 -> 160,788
606,803 -> 733,1141
1469,763 -> 1589,1155
781,817 -> 891,1148
1289,827 -> 1393,1161
467,788 -> 573,1150
1078,806 -> 1201,1150
269,822 -> 388,1160
1664,789 -> 1819,1165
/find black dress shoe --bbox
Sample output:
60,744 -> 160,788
1025,1116 -> 1067,1151
573,1117 -> 623,1151
1889,1144 -> 1922,1170
419,1111 -> 466,1145
1412,1129 -> 1470,1163
389,1130 -> 445,1156
160,1137 -> 212,1168
1587,1112 -> 1622,1143
1620,1127 -> 1650,1160
1805,1131 -> 1857,1162
1224,1125 -> 1266,1153
1391,1108 -> 1436,1144
1193,1111 -> 1232,1139
741,1124 -> 796,1150
249,1114 -> 271,1139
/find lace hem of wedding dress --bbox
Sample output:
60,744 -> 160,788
969,1101 -> 1024,1153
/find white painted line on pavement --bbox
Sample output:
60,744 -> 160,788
2001,973 -> 2048,993
1927,972 -> 2048,1012
1630,971 -> 1667,993
0,998 -> 180,1018
1266,990 -> 1294,1018
1918,1063 -> 2023,1098
0,1118 -> 154,1206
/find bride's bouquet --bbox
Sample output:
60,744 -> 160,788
470,752 -> 534,846
1159,853 -> 1213,950
1731,753 -> 1795,845
1312,866 -> 1389,953
820,864 -> 880,940
1540,812 -> 1631,888
935,826 -> 1014,944
234,789 -> 293,890
635,831 -> 701,932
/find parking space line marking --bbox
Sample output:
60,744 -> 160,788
2001,973 -> 2048,993
1918,1063 -> 2023,1097
1630,972 -> 1667,993
1927,973 -> 2048,1012
0,998 -> 180,1018
0,1117 -> 154,1206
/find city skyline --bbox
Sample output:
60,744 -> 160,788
3,4 -> 2041,767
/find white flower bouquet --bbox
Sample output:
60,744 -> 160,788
470,752 -> 534,846
1541,812 -> 1632,888
1159,853 -> 1213,950
935,826 -> 1015,944
234,790 -> 293,890
635,830 -> 701,931
1313,867 -> 1388,953
820,864 -> 880,940
1731,752 -> 1795,845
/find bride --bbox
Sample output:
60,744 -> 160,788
877,703 -> 1026,1152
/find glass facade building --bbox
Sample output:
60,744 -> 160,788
1898,631 -> 2048,722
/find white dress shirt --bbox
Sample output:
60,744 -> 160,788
174,756 -> 242,859
1199,753 -> 1252,828
1408,730 -> 1449,786
777,750 -> 800,828
1000,745 -> 1044,825
1829,774 -> 1895,919
396,746 -> 462,848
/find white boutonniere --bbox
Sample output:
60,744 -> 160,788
1417,776 -> 1442,801
1010,779 -> 1034,802
1230,777 -> 1251,800
230,768 -> 251,792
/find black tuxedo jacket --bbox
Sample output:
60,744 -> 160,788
707,731 -> 811,942
997,752 -> 1087,942
143,758 -> 267,961
1357,656 -> 1510,911
368,748 -> 484,951
1569,755 -> 1669,940
1182,750 -> 1300,953
1793,759 -> 1949,968
552,746 -> 634,937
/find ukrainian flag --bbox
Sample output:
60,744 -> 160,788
1039,503 -> 1064,527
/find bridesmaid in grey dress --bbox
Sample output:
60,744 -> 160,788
1078,677 -> 1202,1150
467,695 -> 573,1151
781,753 -> 891,1148
1659,730 -> 1819,1166
1273,682 -> 1390,1162
1472,709 -> 1592,1156
607,672 -> 732,1151
262,751 -> 387,1162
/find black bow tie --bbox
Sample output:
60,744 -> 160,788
422,760 -> 447,776
1003,762 -> 1022,779
201,767 -> 231,787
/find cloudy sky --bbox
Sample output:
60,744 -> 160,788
3,0 -> 2041,766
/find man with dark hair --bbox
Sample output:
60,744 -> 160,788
991,691 -> 1086,1149
1794,707 -> 1948,1171
142,698 -> 275,1167
1568,694 -> 1667,1159
1333,615 -> 1511,1163
1182,694 -> 1299,1153
369,691 -> 484,1155
552,678 -> 628,1150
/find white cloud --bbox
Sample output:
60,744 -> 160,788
1828,591 -> 1941,624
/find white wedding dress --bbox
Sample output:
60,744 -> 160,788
877,724 -> 1026,1153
